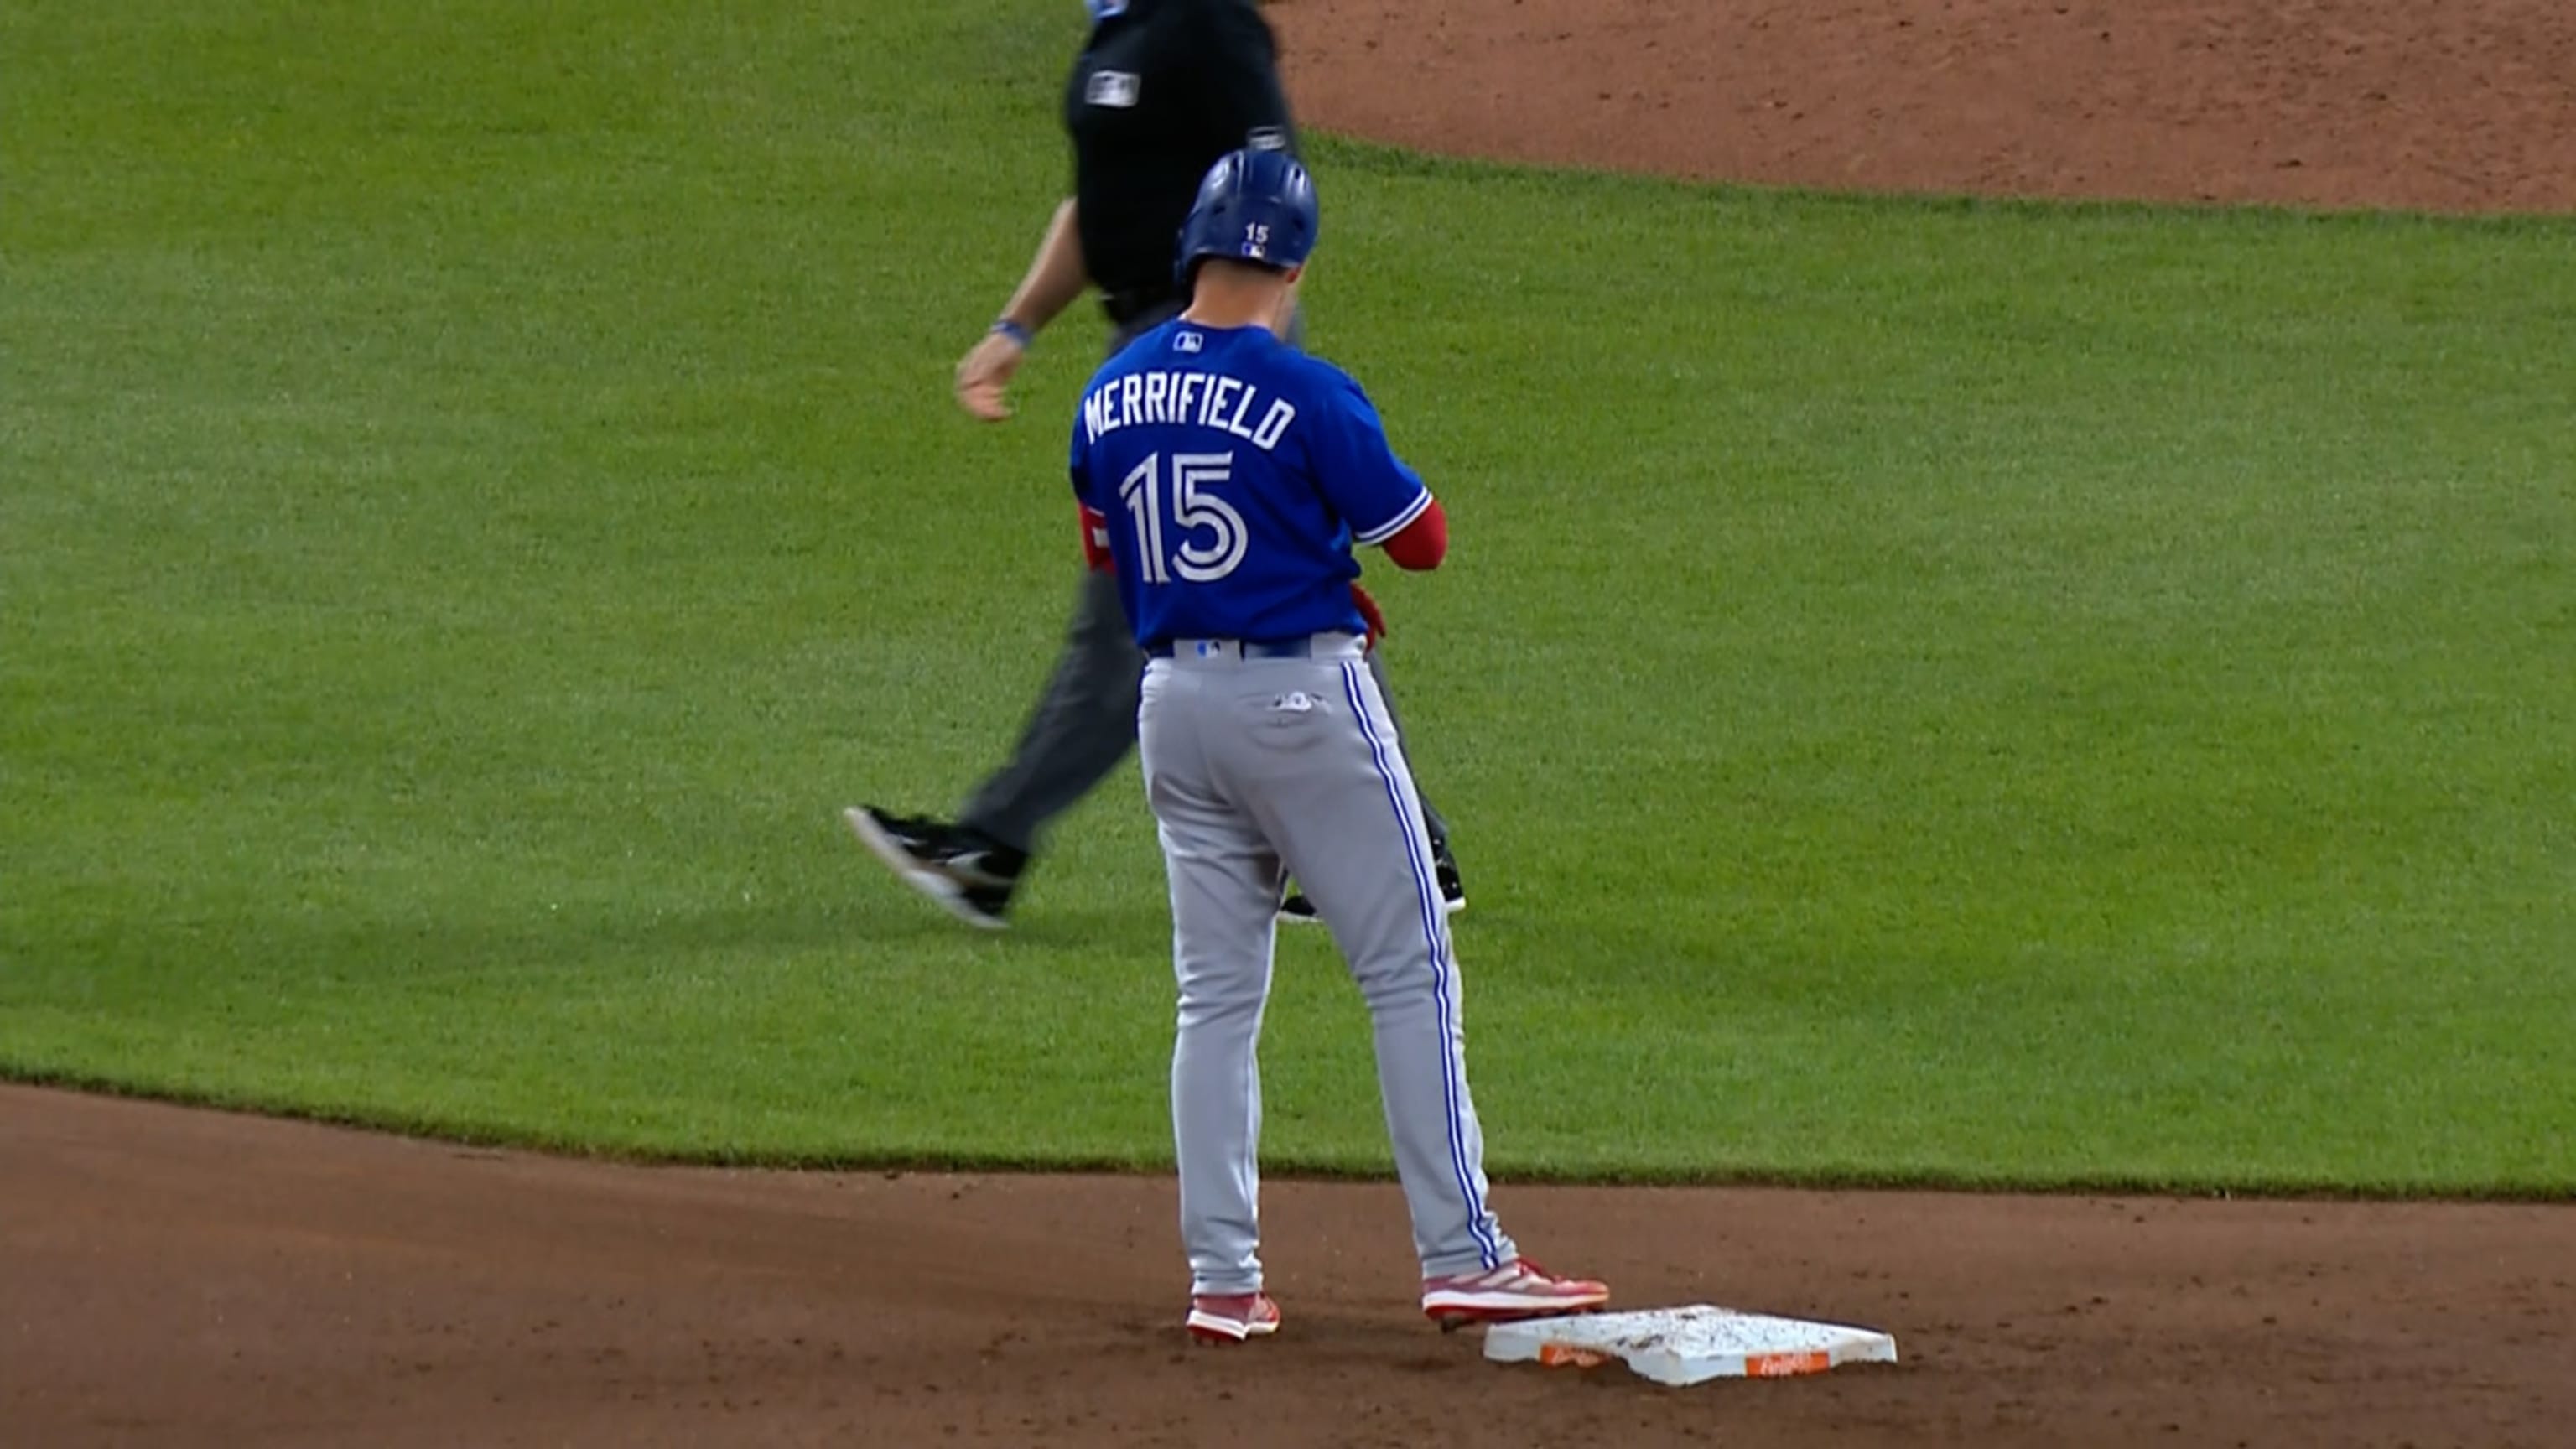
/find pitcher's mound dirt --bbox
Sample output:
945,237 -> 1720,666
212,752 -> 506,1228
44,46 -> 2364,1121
4,1087 -> 2571,1448
1270,0 -> 2576,213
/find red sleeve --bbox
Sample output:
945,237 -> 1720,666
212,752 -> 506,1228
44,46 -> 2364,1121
1378,496 -> 1447,571
1078,504 -> 1114,573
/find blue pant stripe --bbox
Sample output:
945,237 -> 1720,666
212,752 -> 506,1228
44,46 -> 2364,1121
1338,662 -> 1501,1267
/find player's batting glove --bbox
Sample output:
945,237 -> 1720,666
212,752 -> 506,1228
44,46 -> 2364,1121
1350,582 -> 1389,652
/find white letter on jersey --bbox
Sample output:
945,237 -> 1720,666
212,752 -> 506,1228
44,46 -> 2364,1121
1143,371 -> 1171,423
1201,377 -> 1239,430
1249,398 -> 1296,451
1083,390 -> 1113,445
1222,381 -> 1259,438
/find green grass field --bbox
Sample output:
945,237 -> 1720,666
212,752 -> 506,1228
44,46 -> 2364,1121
6,0 -> 2571,1195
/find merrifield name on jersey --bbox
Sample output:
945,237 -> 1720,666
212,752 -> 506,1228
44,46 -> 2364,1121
1083,370 -> 1298,452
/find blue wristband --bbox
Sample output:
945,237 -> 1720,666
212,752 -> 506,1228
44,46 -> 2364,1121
992,318 -> 1034,349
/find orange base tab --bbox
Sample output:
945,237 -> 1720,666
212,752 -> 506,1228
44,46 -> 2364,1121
1743,1350 -> 1834,1378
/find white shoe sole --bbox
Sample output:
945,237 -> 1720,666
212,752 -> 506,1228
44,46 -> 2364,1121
1186,1308 -> 1281,1343
841,808 -> 1008,932
1421,1285 -> 1610,1322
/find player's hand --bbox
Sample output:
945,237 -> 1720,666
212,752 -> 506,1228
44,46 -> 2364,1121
1351,582 -> 1388,651
954,330 -> 1027,422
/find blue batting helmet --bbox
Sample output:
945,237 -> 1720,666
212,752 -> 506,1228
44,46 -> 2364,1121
1174,148 -> 1318,287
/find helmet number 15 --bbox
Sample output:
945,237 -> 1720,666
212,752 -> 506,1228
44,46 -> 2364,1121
1119,452 -> 1247,584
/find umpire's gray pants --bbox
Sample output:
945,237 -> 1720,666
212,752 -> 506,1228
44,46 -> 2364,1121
958,304 -> 1451,855
1140,636 -> 1513,1296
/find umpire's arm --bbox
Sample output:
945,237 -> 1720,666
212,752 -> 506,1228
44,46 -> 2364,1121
955,200 -> 1091,422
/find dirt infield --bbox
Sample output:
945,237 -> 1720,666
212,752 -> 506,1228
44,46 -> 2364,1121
3,1087 -> 2571,1447
1270,0 -> 2576,213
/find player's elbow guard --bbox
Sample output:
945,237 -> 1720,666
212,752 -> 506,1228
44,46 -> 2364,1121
1379,498 -> 1448,571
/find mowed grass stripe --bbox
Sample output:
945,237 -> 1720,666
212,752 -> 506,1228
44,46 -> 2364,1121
3,1 -> 2569,1194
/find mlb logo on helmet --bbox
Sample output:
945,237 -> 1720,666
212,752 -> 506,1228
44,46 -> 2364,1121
1085,0 -> 1130,20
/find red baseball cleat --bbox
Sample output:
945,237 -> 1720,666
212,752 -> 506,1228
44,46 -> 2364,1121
1420,1259 -> 1609,1329
1186,1292 -> 1283,1344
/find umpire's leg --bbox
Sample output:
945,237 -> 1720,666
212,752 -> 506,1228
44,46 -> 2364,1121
953,304 -> 1177,854
957,568 -> 1139,855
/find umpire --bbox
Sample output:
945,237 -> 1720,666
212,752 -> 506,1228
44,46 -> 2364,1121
845,0 -> 1464,930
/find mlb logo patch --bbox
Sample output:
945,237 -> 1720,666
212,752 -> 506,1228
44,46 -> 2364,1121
1085,70 -> 1140,108
1174,331 -> 1204,354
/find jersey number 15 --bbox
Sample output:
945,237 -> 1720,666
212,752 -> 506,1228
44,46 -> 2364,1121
1119,452 -> 1246,584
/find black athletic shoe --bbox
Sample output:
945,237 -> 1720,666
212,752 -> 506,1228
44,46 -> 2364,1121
1279,837 -> 1467,925
1433,837 -> 1467,915
861,808 -> 943,857
843,806 -> 1026,931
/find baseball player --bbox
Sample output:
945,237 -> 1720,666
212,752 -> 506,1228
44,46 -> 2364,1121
843,0 -> 1464,931
1070,148 -> 1608,1343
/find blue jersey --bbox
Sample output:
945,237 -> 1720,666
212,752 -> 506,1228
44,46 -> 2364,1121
1069,320 -> 1431,648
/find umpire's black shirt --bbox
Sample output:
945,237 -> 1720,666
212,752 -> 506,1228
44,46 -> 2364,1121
1065,0 -> 1297,324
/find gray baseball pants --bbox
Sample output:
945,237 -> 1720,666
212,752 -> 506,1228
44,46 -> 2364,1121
958,304 -> 1450,856
1139,636 -> 1513,1296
